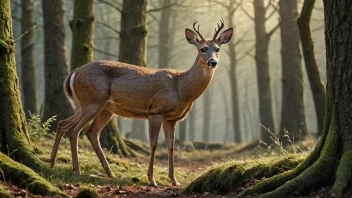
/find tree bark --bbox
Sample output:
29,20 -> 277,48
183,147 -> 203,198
253,0 -> 276,143
119,0 -> 148,142
297,0 -> 326,136
21,0 -> 38,117
158,0 -> 171,69
0,1 -> 65,196
279,0 -> 308,146
239,0 -> 352,196
70,0 -> 95,70
42,0 -> 73,130
202,90 -> 211,142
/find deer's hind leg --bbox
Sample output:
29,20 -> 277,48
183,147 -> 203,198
69,104 -> 106,176
50,111 -> 82,168
86,109 -> 115,177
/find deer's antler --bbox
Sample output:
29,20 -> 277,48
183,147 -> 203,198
212,17 -> 225,41
193,19 -> 205,41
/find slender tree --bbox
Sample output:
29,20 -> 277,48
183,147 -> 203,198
119,0 -> 148,142
240,0 -> 352,196
70,0 -> 95,70
21,0 -> 38,116
253,0 -> 278,143
0,1 -> 64,195
42,0 -> 73,129
158,0 -> 171,69
279,0 -> 308,145
188,103 -> 196,141
203,90 -> 211,142
297,0 -> 326,136
179,120 -> 186,141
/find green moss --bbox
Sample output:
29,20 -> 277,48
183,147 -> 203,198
0,153 -> 66,197
0,184 -> 12,198
183,154 -> 306,194
76,187 -> 99,198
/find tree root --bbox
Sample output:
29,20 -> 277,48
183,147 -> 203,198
0,153 -> 66,197
329,147 -> 352,196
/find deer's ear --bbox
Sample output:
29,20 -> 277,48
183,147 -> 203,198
185,28 -> 199,45
216,28 -> 233,45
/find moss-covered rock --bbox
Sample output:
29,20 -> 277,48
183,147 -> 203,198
0,153 -> 66,197
183,154 -> 306,194
76,187 -> 99,198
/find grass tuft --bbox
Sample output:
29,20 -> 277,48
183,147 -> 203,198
76,187 -> 99,198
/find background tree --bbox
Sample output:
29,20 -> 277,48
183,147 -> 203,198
42,0 -> 73,130
158,0 -> 171,69
297,0 -> 326,136
253,0 -> 278,143
119,0 -> 148,142
240,0 -> 352,196
21,0 -> 38,116
279,0 -> 308,145
0,1 -> 64,195
70,0 -> 95,70
203,90 -> 211,141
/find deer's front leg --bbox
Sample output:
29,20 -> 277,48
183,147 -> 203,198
163,120 -> 180,186
147,115 -> 163,187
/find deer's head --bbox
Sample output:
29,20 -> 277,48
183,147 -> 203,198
185,18 -> 233,69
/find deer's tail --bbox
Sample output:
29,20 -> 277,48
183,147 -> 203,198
64,72 -> 79,111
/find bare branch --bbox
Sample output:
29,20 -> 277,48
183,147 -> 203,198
237,45 -> 255,61
208,0 -> 229,8
234,29 -> 251,46
96,21 -> 120,35
241,4 -> 254,21
147,2 -> 185,13
97,0 -> 122,13
94,47 -> 116,58
266,21 -> 280,38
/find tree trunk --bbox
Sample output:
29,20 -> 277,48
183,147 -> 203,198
239,0 -> 352,196
158,0 -> 171,69
297,0 -> 326,136
253,0 -> 276,143
119,0 -> 148,142
188,103 -> 196,141
202,90 -> 211,142
179,119 -> 186,141
279,0 -> 308,145
70,0 -> 95,70
42,0 -> 73,130
0,1 -> 65,195
21,0 -> 38,117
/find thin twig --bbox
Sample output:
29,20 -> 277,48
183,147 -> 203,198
14,23 -> 38,42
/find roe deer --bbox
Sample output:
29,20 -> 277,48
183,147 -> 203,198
50,18 -> 233,187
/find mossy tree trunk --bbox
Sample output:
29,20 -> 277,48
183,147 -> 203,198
70,0 -> 94,70
239,1 -> 352,196
279,0 -> 308,145
21,0 -> 38,117
119,0 -> 148,142
253,0 -> 276,143
42,0 -> 73,130
0,1 -> 65,196
297,0 -> 326,136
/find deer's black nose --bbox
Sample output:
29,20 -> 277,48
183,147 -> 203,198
207,58 -> 218,67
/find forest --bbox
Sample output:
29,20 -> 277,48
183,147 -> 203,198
0,0 -> 352,197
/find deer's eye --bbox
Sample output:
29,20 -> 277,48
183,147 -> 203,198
215,48 -> 220,53
200,48 -> 207,53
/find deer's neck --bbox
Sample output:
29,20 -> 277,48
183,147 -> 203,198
179,55 -> 214,102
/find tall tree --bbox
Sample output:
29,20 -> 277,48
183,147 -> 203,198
297,0 -> 326,136
179,120 -> 186,141
70,0 -> 95,70
42,0 -> 73,129
202,90 -> 211,142
158,0 -> 171,69
240,0 -> 352,196
119,0 -> 148,141
253,0 -> 278,143
21,0 -> 38,116
0,1 -> 64,195
188,104 -> 196,141
279,0 -> 308,145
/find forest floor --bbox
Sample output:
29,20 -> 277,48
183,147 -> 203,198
1,133 -> 319,197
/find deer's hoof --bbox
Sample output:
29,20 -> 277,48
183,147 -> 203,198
149,182 -> 159,188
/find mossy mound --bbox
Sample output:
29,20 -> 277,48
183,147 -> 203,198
0,153 -> 66,197
183,154 -> 307,194
76,187 -> 99,198
0,184 -> 12,198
